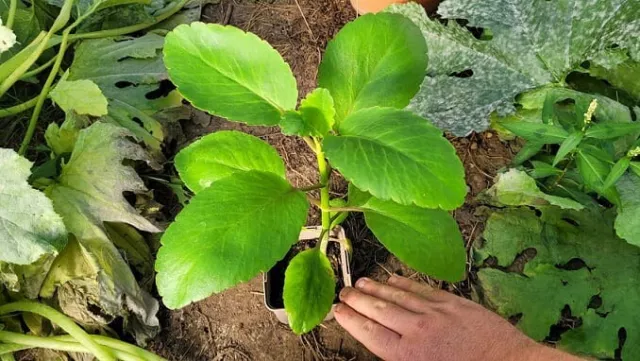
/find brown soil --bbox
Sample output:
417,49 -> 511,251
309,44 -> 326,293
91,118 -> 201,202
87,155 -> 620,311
150,0 -> 518,360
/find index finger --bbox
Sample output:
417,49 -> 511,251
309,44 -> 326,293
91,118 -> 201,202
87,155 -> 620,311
334,303 -> 401,360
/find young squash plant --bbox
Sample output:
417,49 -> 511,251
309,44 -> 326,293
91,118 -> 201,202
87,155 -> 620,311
156,13 -> 468,334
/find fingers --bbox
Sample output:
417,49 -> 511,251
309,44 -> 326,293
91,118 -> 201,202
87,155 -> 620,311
334,303 -> 400,359
354,277 -> 428,313
387,275 -> 451,302
339,287 -> 419,334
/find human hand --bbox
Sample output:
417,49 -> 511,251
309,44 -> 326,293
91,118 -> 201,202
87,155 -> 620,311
334,275 -> 584,361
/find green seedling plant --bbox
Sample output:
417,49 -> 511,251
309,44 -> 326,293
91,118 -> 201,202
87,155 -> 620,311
155,13 -> 468,334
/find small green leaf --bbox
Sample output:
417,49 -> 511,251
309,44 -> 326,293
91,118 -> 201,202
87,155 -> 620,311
281,88 -> 335,137
44,113 -> 90,156
156,171 -> 309,309
603,157 -> 631,190
552,132 -> 584,166
175,131 -> 285,193
318,13 -> 427,123
488,169 -> 584,210
164,22 -> 298,125
585,123 -> 640,139
528,161 -> 562,179
49,79 -> 108,116
361,196 -> 466,281
576,147 -> 620,205
631,162 -> 640,178
512,142 -> 544,166
499,122 -> 569,144
284,249 -> 335,335
324,108 -> 466,210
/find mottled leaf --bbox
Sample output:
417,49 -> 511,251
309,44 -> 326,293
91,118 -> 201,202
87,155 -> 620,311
156,171 -> 309,309
69,33 -> 182,157
284,249 -> 335,335
323,108 -> 466,210
164,22 -> 297,125
175,131 -> 285,193
389,1 -> 640,135
475,207 -> 640,360
0,148 -> 66,297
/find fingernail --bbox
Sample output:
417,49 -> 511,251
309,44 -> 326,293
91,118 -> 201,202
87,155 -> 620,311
334,303 -> 343,313
339,287 -> 352,300
356,277 -> 369,289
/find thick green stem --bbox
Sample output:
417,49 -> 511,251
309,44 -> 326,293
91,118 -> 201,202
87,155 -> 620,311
0,0 -> 73,99
18,13 -> 77,155
67,0 -> 187,42
0,96 -> 38,117
297,183 -> 326,192
0,302 -> 115,361
20,56 -> 57,80
0,332 -> 147,361
316,146 -> 331,254
6,0 -> 16,29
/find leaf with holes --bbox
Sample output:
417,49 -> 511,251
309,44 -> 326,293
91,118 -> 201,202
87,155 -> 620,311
388,1 -> 640,135
68,33 -> 184,159
475,206 -> 640,360
615,174 -> 640,248
44,122 -> 161,341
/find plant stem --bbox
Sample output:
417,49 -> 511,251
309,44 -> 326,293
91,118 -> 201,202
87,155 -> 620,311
6,0 -> 16,29
55,335 -> 167,361
0,96 -> 38,117
0,302 -> 116,361
18,9 -> 79,155
315,138 -> 332,254
307,196 -> 362,213
0,0 -> 73,100
20,56 -> 57,80
67,0 -> 187,42
0,332 -> 148,361
297,183 -> 326,192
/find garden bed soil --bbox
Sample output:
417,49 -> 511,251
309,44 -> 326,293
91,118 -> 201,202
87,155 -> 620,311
148,0 -> 517,360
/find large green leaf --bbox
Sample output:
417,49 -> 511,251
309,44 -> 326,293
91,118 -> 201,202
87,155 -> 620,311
352,187 -> 465,282
488,169 -> 584,210
589,52 -> 640,102
156,171 -> 309,309
475,206 -> 640,360
615,174 -> 640,247
45,122 -> 161,341
0,148 -> 67,298
317,12 -> 427,124
284,249 -> 335,335
68,33 -> 183,158
175,131 -> 286,193
280,88 -> 336,137
323,108 -> 466,210
389,1 -> 640,135
164,22 -> 298,125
